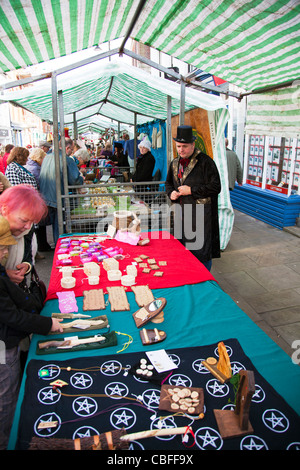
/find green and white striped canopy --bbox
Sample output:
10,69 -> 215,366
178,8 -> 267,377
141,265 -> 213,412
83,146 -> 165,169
1,61 -> 228,125
1,0 -> 299,92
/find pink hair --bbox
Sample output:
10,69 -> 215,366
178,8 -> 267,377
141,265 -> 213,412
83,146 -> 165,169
0,184 -> 48,223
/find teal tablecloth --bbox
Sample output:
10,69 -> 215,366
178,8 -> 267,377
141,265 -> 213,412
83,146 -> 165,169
8,279 -> 300,449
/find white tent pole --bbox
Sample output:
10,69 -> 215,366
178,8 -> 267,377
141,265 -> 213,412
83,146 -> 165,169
58,90 -> 71,233
167,95 -> 172,166
51,73 -> 64,236
180,80 -> 185,125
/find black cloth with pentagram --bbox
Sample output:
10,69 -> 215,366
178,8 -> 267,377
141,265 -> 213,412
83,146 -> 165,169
15,339 -> 300,450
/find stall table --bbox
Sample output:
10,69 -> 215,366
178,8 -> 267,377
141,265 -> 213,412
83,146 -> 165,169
8,232 -> 300,451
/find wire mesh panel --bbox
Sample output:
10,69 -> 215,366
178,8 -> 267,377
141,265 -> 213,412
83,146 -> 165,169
63,181 -> 173,236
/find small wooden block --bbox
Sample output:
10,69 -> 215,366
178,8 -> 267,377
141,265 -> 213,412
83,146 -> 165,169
202,358 -> 231,383
142,268 -> 151,273
153,271 -> 164,277
147,259 -> 156,265
158,261 -> 167,266
107,286 -> 130,311
139,328 -> 166,345
213,409 -> 253,439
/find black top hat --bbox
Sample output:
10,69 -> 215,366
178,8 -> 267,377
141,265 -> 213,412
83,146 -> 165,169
173,125 -> 196,143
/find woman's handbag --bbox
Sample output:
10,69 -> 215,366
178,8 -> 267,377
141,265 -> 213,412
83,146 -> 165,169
20,265 -> 47,305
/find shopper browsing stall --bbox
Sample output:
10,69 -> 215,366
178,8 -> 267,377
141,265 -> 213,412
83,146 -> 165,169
0,216 -> 63,450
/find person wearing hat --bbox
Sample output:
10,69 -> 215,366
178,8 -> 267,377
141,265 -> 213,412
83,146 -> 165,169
130,139 -> 155,193
0,216 -> 63,449
165,125 -> 221,271
39,140 -> 52,154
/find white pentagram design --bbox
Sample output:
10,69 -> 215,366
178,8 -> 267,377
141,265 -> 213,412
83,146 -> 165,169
105,382 -> 129,399
206,378 -> 229,397
150,417 -> 177,441
192,358 -> 210,374
168,374 -> 192,387
38,386 -> 61,405
72,396 -> 98,417
240,435 -> 268,450
100,360 -> 122,376
70,372 -> 93,389
195,426 -> 223,450
252,384 -> 266,403
230,361 -> 246,375
262,409 -> 289,433
110,407 -> 136,429
141,388 -> 161,408
38,364 -> 60,381
73,426 -> 99,440
34,412 -> 61,437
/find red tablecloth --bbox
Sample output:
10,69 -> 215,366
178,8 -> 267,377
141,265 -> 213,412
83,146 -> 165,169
45,231 -> 216,301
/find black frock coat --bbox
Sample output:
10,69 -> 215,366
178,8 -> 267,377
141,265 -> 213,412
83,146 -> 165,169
165,148 -> 221,262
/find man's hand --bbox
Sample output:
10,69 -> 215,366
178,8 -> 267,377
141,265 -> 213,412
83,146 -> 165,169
178,185 -> 191,196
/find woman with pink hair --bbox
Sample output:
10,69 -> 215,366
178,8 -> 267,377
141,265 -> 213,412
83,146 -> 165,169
0,184 -> 47,284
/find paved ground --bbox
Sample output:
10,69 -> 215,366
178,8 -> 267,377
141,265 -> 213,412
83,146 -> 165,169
35,211 -> 300,359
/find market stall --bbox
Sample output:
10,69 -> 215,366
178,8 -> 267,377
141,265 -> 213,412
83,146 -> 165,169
8,231 -> 300,451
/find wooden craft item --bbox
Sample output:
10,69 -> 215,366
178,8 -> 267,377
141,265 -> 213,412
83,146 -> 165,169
202,341 -> 232,383
52,313 -> 91,319
107,286 -> 130,311
140,328 -> 166,345
133,297 -> 166,328
61,277 -> 76,289
159,385 -> 204,416
38,335 -> 106,350
83,289 -> 105,311
49,316 -> 109,334
83,262 -> 100,277
213,370 -> 255,439
131,285 -> 154,307
103,258 -> 119,271
131,286 -> 164,323
29,427 -> 191,450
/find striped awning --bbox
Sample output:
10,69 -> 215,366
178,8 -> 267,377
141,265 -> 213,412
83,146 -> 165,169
1,61 -> 228,125
1,0 -> 299,93
245,83 -> 300,137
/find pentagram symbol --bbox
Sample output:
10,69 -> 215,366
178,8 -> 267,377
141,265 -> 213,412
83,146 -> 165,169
195,426 -> 223,450
168,374 -> 192,388
105,382 -> 129,399
72,396 -> 98,417
262,409 -> 289,433
110,407 -> 136,429
206,378 -> 229,397
230,361 -> 245,376
70,372 -> 93,389
192,358 -> 210,374
141,388 -> 161,408
73,426 -> 99,440
100,360 -> 122,376
150,416 -> 177,440
252,384 -> 265,403
38,386 -> 61,405
34,412 -> 61,437
240,435 -> 268,450
38,364 -> 60,381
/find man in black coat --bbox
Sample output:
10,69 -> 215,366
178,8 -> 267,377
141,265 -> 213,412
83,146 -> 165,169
165,125 -> 221,271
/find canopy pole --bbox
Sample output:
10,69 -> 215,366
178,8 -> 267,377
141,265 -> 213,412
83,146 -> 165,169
58,90 -> 71,234
167,95 -> 172,167
134,113 -> 137,171
51,73 -> 64,237
180,80 -> 185,125
73,112 -> 77,141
